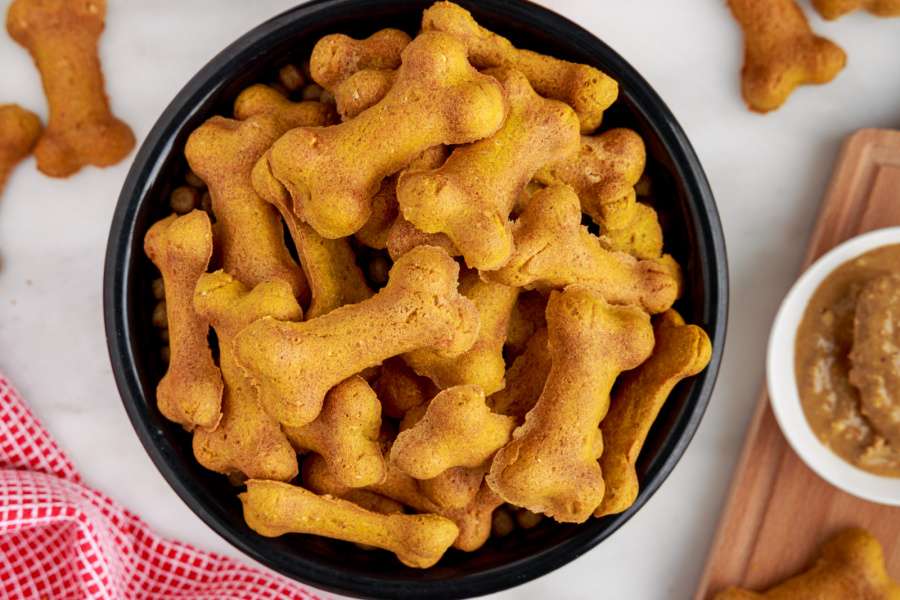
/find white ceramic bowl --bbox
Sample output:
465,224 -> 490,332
767,226 -> 900,506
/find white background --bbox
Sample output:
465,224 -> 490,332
1,1 -> 899,598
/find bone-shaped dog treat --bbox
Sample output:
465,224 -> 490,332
485,185 -> 679,314
728,0 -> 846,113
405,270 -> 519,394
595,310 -> 711,517
185,115 -> 308,302
391,385 -> 515,479
386,216 -> 459,261
489,327 -> 551,421
813,0 -> 900,18
422,2 -> 617,133
251,158 -> 371,318
487,286 -> 654,523
233,84 -> 334,129
534,128 -> 646,231
258,32 -> 507,239
373,357 -> 435,419
504,291 -> 547,359
333,69 -> 396,120
599,202 -> 664,260
241,479 -> 458,568
284,376 -> 385,488
310,28 -> 411,91
0,104 -> 42,195
234,246 -> 478,428
419,465 -> 486,510
7,0 -> 134,177
300,455 -> 403,515
192,271 -> 301,482
398,68 -> 579,270
144,211 -> 223,430
713,529 -> 900,600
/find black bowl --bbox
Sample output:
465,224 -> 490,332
104,1 -> 728,598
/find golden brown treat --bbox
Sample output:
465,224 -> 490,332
300,455 -> 402,515
398,68 -> 579,270
421,1 -> 617,133
405,270 -> 519,394
278,63 -> 305,91
309,28 -> 411,90
234,246 -> 479,428
595,310 -> 711,517
355,177 -> 399,250
240,479 -> 458,569
191,271 -> 301,482
504,290 -> 547,358
0,104 -> 42,194
487,286 -> 654,523
489,327 -> 551,421
727,0 -> 846,113
419,465 -> 486,510
251,154 -> 372,319
442,483 -> 504,552
373,357 -> 435,419
599,202 -> 664,260
7,0 -> 134,177
391,385 -> 515,479
813,0 -> 900,17
233,84 -> 334,129
386,216 -> 459,260
169,186 -> 198,215
256,32 -> 508,239
185,115 -> 309,302
485,185 -> 679,314
284,376 -> 385,488
850,275 -> 900,448
714,529 -> 900,600
515,509 -> 543,529
491,507 -> 514,537
333,68 -> 396,120
144,211 -> 223,431
534,128 -> 645,231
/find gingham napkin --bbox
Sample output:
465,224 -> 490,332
0,373 -> 320,600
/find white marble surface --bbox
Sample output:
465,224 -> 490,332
1,1 -> 899,598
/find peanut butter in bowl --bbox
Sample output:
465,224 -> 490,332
795,244 -> 900,477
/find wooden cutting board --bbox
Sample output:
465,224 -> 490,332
695,128 -> 900,599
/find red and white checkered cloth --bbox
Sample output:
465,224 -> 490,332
0,373 -> 322,600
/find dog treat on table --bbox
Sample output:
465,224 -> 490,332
422,1 -> 617,133
233,84 -> 334,129
727,0 -> 847,113
535,128 -> 646,231
233,246 -> 478,428
373,357 -> 435,419
397,68 -> 580,270
489,327 -> 551,421
487,286 -> 654,523
391,385 -> 515,480
144,211 -> 223,431
185,115 -> 309,302
405,270 -> 519,395
192,271 -> 301,482
309,28 -> 411,90
241,479 -> 458,569
284,376 -> 386,488
714,529 -> 900,599
256,32 -> 507,239
6,0 -> 134,177
599,201 -> 664,260
333,68 -> 397,120
812,0 -> 900,19
0,104 -> 42,194
595,309 -> 711,517
485,185 -> 680,314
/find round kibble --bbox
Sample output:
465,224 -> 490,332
152,301 -> 168,328
170,186 -> 198,214
491,508 -> 515,538
184,170 -> 205,189
278,64 -> 305,92
515,509 -> 543,529
366,255 -> 391,287
160,345 -> 170,363
151,277 -> 165,300
301,83 -> 323,101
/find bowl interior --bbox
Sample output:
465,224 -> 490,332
105,1 -> 726,597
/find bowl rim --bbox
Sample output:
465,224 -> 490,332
103,0 -> 729,597
767,226 -> 900,506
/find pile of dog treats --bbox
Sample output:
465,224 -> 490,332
145,1 -> 714,569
